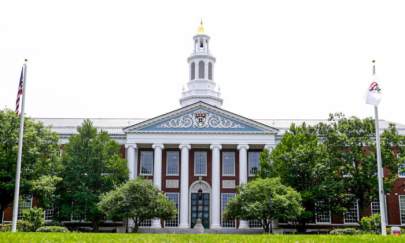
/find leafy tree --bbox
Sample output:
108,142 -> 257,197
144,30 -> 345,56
0,109 -> 60,219
318,113 -> 405,219
56,119 -> 128,231
31,175 -> 62,209
98,178 -> 177,232
266,123 -> 349,232
223,177 -> 302,233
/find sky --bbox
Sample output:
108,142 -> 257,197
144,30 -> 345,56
1,0 -> 405,124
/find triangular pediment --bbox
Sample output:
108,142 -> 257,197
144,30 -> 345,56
124,102 -> 278,134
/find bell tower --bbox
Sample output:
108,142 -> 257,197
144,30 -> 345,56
180,21 -> 223,107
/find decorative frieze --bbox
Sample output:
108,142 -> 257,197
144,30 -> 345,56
222,180 -> 236,189
158,110 -> 244,129
166,179 -> 179,189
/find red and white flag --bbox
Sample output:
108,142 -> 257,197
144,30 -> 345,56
15,67 -> 24,115
366,80 -> 382,106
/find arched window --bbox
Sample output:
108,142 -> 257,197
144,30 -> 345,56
198,61 -> 205,79
208,62 -> 213,80
190,62 -> 195,80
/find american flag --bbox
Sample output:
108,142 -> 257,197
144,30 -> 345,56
15,67 -> 24,115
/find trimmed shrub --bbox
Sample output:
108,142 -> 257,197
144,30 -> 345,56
17,220 -> 34,232
359,214 -> 380,233
0,224 -> 11,232
36,226 -> 69,232
329,228 -> 360,235
21,208 -> 45,231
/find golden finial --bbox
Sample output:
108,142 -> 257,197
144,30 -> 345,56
197,19 -> 205,34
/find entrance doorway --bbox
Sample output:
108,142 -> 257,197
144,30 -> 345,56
191,189 -> 210,228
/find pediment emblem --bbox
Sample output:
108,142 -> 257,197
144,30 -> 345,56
157,109 -> 244,129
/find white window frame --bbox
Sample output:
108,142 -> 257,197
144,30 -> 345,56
315,201 -> 331,224
399,195 -> 405,225
140,151 -> 154,176
194,151 -> 208,176
221,193 -> 236,228
398,162 -> 405,178
343,200 -> 359,224
44,208 -> 54,221
166,151 -> 180,176
248,151 -> 260,177
222,152 -> 235,176
165,193 -> 180,227
370,201 -> 380,215
18,195 -> 33,220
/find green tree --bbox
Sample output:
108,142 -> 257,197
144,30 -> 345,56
318,113 -> 405,220
266,123 -> 350,232
31,175 -> 62,209
223,177 -> 302,233
0,109 -> 60,219
98,178 -> 176,232
56,119 -> 128,231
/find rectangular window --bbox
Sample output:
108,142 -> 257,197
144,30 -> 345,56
221,193 -> 236,228
194,151 -> 207,176
140,151 -> 154,176
139,219 -> 152,227
165,193 -> 180,227
399,163 -> 405,178
248,151 -> 260,176
249,219 -> 262,228
400,196 -> 405,225
344,201 -> 359,224
44,208 -> 54,221
222,152 -> 235,176
18,195 -> 33,220
315,201 -> 331,224
166,151 -> 180,176
371,201 -> 380,215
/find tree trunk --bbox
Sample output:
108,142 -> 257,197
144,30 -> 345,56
133,219 -> 139,233
92,220 -> 99,232
269,220 -> 273,234
262,219 -> 270,233
125,218 -> 129,233
296,220 -> 307,233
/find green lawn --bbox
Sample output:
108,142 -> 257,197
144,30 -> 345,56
0,233 -> 404,243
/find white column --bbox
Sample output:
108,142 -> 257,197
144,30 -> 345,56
125,144 -> 137,180
179,144 -> 191,228
210,144 -> 222,229
151,143 -> 164,228
237,144 -> 249,229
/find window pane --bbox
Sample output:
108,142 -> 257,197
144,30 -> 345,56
344,201 -> 359,223
140,151 -> 153,175
165,193 -> 179,227
194,151 -> 207,176
190,62 -> 195,80
208,62 -> 213,80
400,196 -> 405,225
167,151 -> 179,176
221,193 -> 236,228
371,201 -> 380,215
315,201 -> 331,224
222,152 -> 235,176
399,163 -> 405,177
248,152 -> 260,176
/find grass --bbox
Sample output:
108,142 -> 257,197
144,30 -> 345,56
0,233 -> 405,243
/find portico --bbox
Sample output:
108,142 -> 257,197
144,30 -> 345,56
123,102 -> 277,229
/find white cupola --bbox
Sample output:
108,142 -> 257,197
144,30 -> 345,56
180,21 -> 223,107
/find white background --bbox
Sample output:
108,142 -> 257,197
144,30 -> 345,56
1,0 -> 404,123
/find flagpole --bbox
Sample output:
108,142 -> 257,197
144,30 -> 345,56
372,60 -> 387,236
11,59 -> 28,232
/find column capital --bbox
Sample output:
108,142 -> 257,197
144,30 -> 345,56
237,144 -> 249,150
210,144 -> 222,150
125,143 -> 137,149
152,143 -> 164,149
179,144 -> 191,150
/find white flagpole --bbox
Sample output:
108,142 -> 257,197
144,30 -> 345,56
372,60 -> 387,236
11,59 -> 28,232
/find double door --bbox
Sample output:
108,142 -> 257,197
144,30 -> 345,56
191,192 -> 210,228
